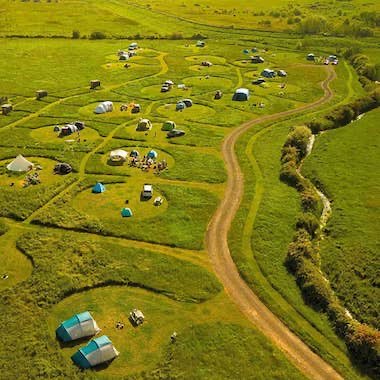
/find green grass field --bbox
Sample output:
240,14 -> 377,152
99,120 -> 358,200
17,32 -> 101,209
0,1 -> 378,379
302,108 -> 380,329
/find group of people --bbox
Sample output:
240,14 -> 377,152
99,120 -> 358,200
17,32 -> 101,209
129,156 -> 168,174
24,171 -> 40,187
115,321 -> 125,330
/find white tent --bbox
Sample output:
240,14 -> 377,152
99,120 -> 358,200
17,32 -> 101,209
110,149 -> 128,162
94,101 -> 113,114
6,155 -> 34,172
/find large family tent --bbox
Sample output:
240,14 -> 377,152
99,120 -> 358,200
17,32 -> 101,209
136,119 -> 152,131
71,335 -> 119,369
94,101 -> 113,114
59,123 -> 78,136
109,149 -> 127,162
6,155 -> 34,172
92,182 -> 105,193
232,88 -> 250,101
56,311 -> 100,343
147,150 -> 158,159
121,208 -> 133,217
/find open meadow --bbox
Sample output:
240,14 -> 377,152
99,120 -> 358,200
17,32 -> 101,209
0,1 -> 379,379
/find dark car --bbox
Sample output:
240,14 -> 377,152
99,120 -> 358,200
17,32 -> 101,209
252,78 -> 266,85
167,129 -> 185,138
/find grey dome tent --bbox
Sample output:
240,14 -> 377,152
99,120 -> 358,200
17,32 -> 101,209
232,88 -> 250,101
176,101 -> 186,111
54,163 -> 72,175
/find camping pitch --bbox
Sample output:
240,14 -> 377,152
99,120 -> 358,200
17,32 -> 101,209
56,311 -> 100,342
71,335 -> 119,369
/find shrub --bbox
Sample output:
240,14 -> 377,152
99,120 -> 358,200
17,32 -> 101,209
295,259 -> 333,311
89,31 -> 106,40
327,300 -> 353,337
0,220 -> 8,236
346,323 -> 380,373
296,212 -> 319,238
283,126 -> 312,161
301,187 -> 320,213
286,229 -> 319,272
71,30 -> 80,39
297,15 -> 329,34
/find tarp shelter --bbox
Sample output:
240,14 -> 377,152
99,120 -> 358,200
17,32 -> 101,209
110,149 -> 127,162
162,121 -> 176,131
92,182 -> 105,193
56,311 -> 100,343
147,150 -> 158,159
94,101 -> 113,114
6,155 -> 34,172
71,335 -> 119,369
136,119 -> 152,131
130,150 -> 139,158
176,102 -> 186,111
121,208 -> 133,217
232,88 -> 250,101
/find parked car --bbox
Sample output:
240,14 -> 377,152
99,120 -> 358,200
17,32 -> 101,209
252,78 -> 266,85
142,184 -> 153,199
161,84 -> 170,92
167,129 -> 185,138
129,309 -> 145,326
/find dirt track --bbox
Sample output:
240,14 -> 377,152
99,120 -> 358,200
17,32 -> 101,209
205,66 -> 343,380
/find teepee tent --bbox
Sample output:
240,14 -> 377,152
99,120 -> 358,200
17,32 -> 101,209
71,335 -> 119,369
6,155 -> 34,172
92,182 -> 105,193
56,311 -> 100,343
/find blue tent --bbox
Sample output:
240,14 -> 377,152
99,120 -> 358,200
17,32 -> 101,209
147,150 -> 158,159
72,335 -> 119,369
56,311 -> 100,342
121,208 -> 133,217
92,182 -> 105,193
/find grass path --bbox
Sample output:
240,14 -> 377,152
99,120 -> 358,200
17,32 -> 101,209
205,65 -> 345,380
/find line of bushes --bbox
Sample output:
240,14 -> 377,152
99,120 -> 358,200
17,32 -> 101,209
306,89 -> 380,134
280,125 -> 380,376
341,48 -> 380,91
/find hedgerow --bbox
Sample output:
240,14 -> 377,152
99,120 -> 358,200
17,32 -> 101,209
280,112 -> 380,376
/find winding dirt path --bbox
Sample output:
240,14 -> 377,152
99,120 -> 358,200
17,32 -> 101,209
206,65 -> 343,380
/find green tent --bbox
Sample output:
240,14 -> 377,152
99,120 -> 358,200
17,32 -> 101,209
121,208 -> 133,217
162,121 -> 176,131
